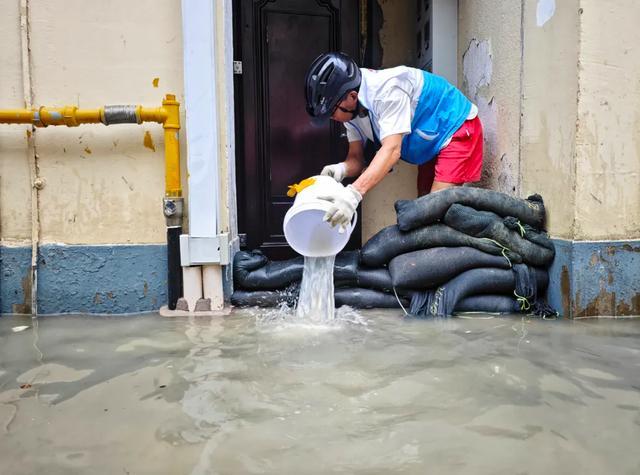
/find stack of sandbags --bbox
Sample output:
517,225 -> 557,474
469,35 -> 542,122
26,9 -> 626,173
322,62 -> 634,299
230,249 -> 410,309
379,187 -> 556,317
231,187 -> 557,317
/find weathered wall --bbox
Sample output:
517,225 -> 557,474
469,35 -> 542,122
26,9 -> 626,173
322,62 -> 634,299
459,0 -> 580,238
458,0 -> 523,196
520,0 -> 580,239
0,0 -> 185,314
0,0 -> 32,244
1,0 -> 184,247
361,0 -> 418,243
574,0 -> 640,240
458,0 -> 639,316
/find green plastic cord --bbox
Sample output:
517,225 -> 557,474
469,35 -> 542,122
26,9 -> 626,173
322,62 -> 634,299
481,238 -> 513,268
513,291 -> 531,311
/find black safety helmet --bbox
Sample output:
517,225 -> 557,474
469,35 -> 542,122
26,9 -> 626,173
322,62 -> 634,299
304,52 -> 361,125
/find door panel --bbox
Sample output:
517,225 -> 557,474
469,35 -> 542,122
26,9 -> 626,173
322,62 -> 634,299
235,0 -> 360,260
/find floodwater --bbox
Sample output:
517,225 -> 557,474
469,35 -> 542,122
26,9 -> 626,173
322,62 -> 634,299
1,311 -> 639,475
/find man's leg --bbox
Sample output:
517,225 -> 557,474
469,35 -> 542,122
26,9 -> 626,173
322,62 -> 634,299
417,160 -> 436,196
430,180 -> 461,193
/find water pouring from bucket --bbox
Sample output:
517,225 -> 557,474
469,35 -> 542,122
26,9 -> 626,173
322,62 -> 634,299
283,175 -> 357,257
283,176 -> 358,322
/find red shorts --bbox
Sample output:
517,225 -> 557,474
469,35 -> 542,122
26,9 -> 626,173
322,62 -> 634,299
417,116 -> 483,195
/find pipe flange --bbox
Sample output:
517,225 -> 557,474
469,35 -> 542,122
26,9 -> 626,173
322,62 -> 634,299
163,197 -> 184,227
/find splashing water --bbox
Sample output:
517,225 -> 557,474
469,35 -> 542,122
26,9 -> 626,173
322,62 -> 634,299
296,256 -> 336,322
253,255 -> 368,329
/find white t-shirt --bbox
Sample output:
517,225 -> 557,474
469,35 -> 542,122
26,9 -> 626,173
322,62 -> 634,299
344,67 -> 477,149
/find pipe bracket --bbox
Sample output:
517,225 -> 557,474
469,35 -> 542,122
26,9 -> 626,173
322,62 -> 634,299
163,197 -> 184,227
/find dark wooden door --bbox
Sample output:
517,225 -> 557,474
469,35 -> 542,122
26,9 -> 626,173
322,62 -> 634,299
234,0 -> 361,260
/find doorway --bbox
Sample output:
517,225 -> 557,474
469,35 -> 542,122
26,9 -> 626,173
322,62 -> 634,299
233,0 -> 362,259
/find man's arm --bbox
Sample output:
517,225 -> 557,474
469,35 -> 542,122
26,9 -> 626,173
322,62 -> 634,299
351,133 -> 403,196
343,140 -> 365,178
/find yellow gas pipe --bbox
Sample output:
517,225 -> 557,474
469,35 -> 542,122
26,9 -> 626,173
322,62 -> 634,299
0,94 -> 184,309
0,94 -> 181,198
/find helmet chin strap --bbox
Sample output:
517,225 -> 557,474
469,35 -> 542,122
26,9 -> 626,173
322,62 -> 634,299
344,101 -> 366,120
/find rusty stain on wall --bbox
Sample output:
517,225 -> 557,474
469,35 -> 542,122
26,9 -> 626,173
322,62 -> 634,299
560,265 -> 570,317
11,274 -> 32,314
575,288 -> 640,318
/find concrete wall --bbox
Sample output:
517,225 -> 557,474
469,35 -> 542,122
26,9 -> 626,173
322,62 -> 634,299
462,0 -> 639,241
361,0 -> 418,243
458,0 -> 640,316
574,0 -> 640,240
1,0 -> 184,313
32,0 -> 184,244
0,0 -> 32,244
459,0 -> 523,196
1,0 -> 184,245
520,0 -> 580,239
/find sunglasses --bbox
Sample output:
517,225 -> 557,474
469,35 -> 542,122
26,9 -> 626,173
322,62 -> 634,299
331,93 -> 354,116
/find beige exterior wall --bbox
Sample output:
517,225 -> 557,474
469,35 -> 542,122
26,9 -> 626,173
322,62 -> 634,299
0,0 -> 184,246
459,0 -> 581,239
459,0 -> 523,196
460,0 -> 640,241
361,0 -> 418,243
520,0 -> 580,239
574,0 -> 640,240
0,0 -> 32,244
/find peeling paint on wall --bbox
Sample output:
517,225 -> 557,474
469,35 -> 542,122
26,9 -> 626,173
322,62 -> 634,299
462,39 -> 515,193
143,130 -> 156,152
536,0 -> 556,27
463,39 -> 492,97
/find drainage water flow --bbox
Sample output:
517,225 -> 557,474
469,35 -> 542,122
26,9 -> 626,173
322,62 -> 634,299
295,256 -> 336,322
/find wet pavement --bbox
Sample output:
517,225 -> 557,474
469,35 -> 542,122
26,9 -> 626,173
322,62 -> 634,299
1,311 -> 639,474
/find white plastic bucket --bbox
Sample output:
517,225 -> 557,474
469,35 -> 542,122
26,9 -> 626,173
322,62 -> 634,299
283,175 -> 357,257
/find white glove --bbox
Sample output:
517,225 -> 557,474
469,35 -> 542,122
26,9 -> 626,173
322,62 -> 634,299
318,185 -> 362,233
320,162 -> 347,182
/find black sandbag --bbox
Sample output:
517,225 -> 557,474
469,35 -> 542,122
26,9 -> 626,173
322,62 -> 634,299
361,223 -> 522,268
333,251 -> 361,286
454,295 -> 520,314
409,265 -> 549,318
503,217 -> 554,251
234,250 -> 302,289
389,246 -> 512,289
231,285 -> 407,309
443,204 -> 555,267
335,288 -> 408,309
356,267 -> 395,293
231,283 -> 300,308
233,250 -> 360,290
395,186 -> 545,231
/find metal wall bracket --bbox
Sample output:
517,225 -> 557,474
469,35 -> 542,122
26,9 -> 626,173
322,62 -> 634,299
179,233 -> 230,265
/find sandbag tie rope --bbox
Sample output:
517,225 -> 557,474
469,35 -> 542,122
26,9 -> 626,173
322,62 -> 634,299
480,238 -> 513,268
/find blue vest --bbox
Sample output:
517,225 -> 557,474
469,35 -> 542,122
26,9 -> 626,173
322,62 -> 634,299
400,71 -> 472,165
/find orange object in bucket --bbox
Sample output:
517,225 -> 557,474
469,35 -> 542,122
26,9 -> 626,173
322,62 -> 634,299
283,175 -> 357,257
